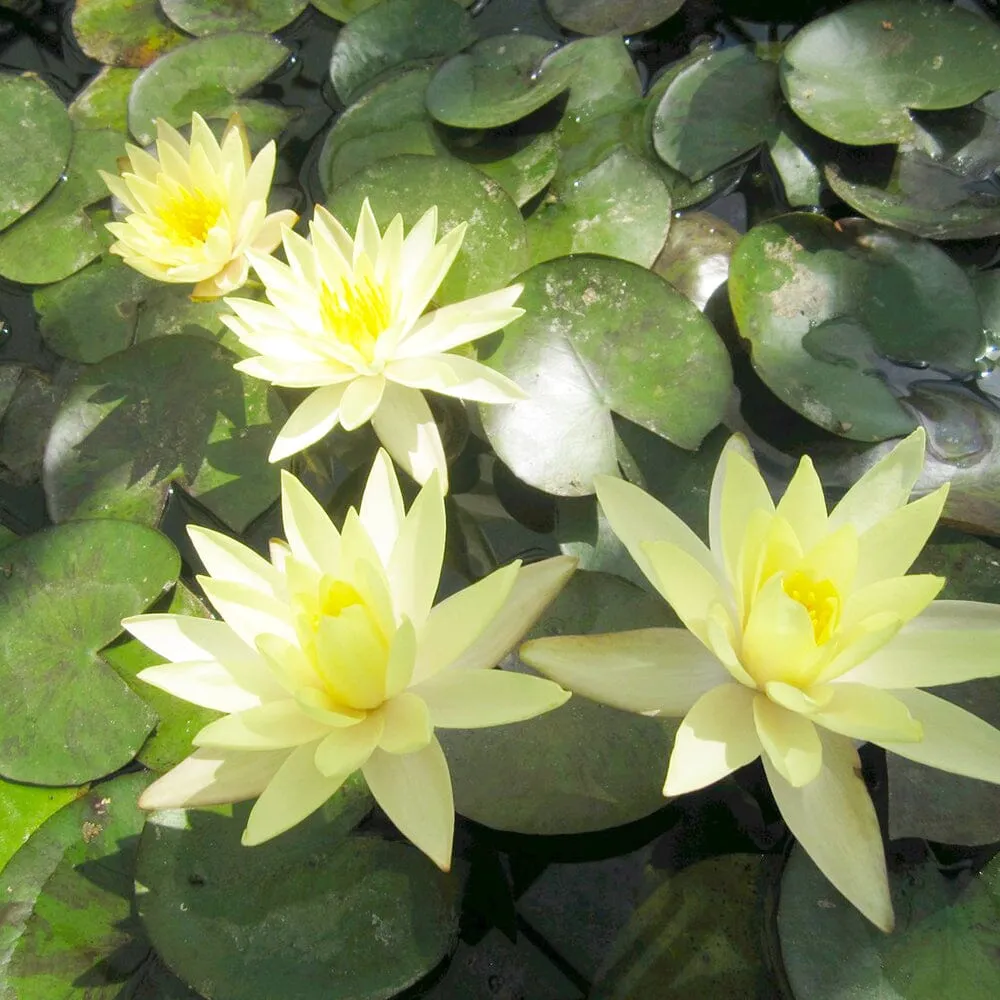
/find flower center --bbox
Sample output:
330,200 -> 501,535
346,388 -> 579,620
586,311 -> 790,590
320,579 -> 365,618
782,570 -> 840,645
157,186 -> 222,246
319,274 -> 391,364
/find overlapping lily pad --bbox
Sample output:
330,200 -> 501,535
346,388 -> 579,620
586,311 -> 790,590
545,0 -> 684,35
71,0 -> 187,68
459,125 -> 562,208
780,0 -> 1000,146
652,210 -> 740,310
128,33 -> 294,146
69,66 -> 140,132
558,35 -> 641,132
0,779 -> 82,872
0,521 -> 177,785
160,0 -> 309,36
43,336 -> 285,530
479,255 -> 731,496
0,73 -> 72,233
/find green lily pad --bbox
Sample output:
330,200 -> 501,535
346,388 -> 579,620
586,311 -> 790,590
440,571 -> 679,835
0,73 -> 72,233
102,583 -> 222,774
69,66 -> 140,132
728,213 -> 984,441
545,0 -> 684,35
526,146 -> 671,267
652,210 -> 740,310
43,335 -> 285,530
766,110 -> 831,208
780,0 -> 1000,146
0,772 -> 153,998
36,253 -> 156,363
779,843 -> 1000,999
479,255 -> 731,496
0,779 -> 83,873
558,35 -> 642,132
329,0 -> 476,105
0,128 -> 121,284
457,125 -> 562,208
325,153 -> 529,304
426,34 -> 577,129
311,0 -> 381,17
651,45 -> 780,183
128,33 -> 294,147
0,521 -> 177,785
135,791 -> 457,1000
71,0 -> 187,68
160,0 -> 309,36
133,284 -> 243,353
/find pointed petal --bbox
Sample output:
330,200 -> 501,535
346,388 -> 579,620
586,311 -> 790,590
775,455 -> 828,553
376,692 -> 433,753
187,525 -> 283,594
397,222 -> 466,330
363,738 -> 454,870
384,616 -> 417,699
314,713 -> 383,776
353,198 -> 382,267
385,354 -> 526,403
136,661 -> 259,712
193,700 -> 333,749
838,574 -> 944,635
741,575 -> 822,687
358,449 -> 405,567
269,383 -> 349,462
371,382 -> 448,489
809,684 -> 922,743
280,470 -> 341,577
716,445 -> 775,586
642,539 -> 729,643
708,434 -> 756,564
339,374 -> 386,431
753,695 -> 822,787
197,576 -> 296,649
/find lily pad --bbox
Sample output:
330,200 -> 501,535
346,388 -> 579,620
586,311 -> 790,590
43,335 -> 285,530
545,0 -> 684,35
69,66 -> 140,132
778,843 -> 1000,1000
780,0 -> 1000,146
0,128 -> 121,285
766,110 -> 831,208
440,571 -> 680,835
135,792 -> 457,1000
329,0 -> 476,105
128,33 -> 294,147
479,255 -> 731,496
0,73 -> 72,232
0,779 -> 82,873
160,0 -> 309,36
427,34 -> 577,130
558,35 -> 642,132
456,125 -> 562,208
0,521 -> 177,785
526,146 -> 671,267
325,153 -> 529,304
728,213 -> 984,441
652,210 -> 740,310
71,0 -> 187,68
133,284 -> 242,352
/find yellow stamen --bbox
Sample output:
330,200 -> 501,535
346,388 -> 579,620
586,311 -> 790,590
319,272 -> 391,363
782,570 -> 840,645
156,186 -> 222,246
319,579 -> 365,618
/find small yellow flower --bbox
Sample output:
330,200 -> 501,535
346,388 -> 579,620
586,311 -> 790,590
521,429 -> 1000,931
221,200 -> 527,489
123,452 -> 574,868
100,113 -> 297,299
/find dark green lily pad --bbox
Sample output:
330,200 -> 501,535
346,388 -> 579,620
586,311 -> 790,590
545,0 -> 684,35
135,791 -> 457,1000
479,255 -> 731,496
69,66 -> 140,132
780,0 -> 1000,146
426,34 -> 577,130
652,210 -> 740,310
133,285 -> 243,353
779,843 -> 1000,999
526,146 -> 671,267
128,33 -> 294,147
0,521 -> 177,785
0,128 -> 121,285
102,583 -> 222,774
43,335 -> 285,530
71,0 -> 187,68
325,153 -> 529,304
0,73 -> 72,232
558,35 -> 642,133
329,0 -> 476,105
459,126 -> 562,208
766,110 -> 831,208
728,213 -> 984,441
0,779 -> 82,873
160,0 -> 309,35
651,45 -> 780,183
310,0 -> 382,19
440,571 -> 679,835
0,773 -> 153,998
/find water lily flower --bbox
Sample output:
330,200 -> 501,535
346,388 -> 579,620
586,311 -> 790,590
220,200 -> 527,488
122,452 -> 574,869
521,428 -> 1000,931
100,113 -> 296,299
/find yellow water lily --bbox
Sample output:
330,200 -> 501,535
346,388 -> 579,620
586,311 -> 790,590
123,452 -> 573,868
100,113 -> 296,299
220,200 -> 526,488
521,429 -> 1000,930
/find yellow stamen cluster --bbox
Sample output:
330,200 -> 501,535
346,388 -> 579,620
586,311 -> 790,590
319,273 -> 391,363
157,187 -> 223,246
782,571 -> 840,645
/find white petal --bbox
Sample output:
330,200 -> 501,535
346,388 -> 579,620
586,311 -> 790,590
339,374 -> 386,431
359,449 -> 405,567
753,695 -> 822,787
193,700 -> 334,749
269,383 -> 349,462
376,692 -> 433,754
386,354 -> 526,403
370,382 -> 448,489
136,661 -> 260,713
280,470 -> 342,577
314,713 -> 383,776
197,576 -> 297,648
186,525 -> 283,595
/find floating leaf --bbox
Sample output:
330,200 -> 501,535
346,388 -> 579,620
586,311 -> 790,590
69,66 -> 140,132
766,110 -> 830,208
311,0 -> 382,18
0,73 -> 72,232
128,33 -> 294,147
160,0 -> 309,36
133,284 -> 242,352
43,335 -> 285,530
325,153 -> 529,303
0,521 -> 177,785
460,125 -> 562,208
71,0 -> 187,68
329,0 -> 475,105
780,0 -> 1000,146
558,34 -> 642,131
480,255 -> 731,496
0,779 -> 82,873
440,571 -> 679,834
652,210 -> 739,310
545,0 -> 684,35
0,364 -> 74,486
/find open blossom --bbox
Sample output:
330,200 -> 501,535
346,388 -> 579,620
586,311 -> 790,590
221,200 -> 526,489
521,429 -> 1000,930
123,452 -> 574,868
100,113 -> 296,299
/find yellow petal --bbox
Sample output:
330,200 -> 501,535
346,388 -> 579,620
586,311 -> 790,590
314,605 -> 387,710
270,383 -> 348,462
187,525 -> 282,595
370,382 -> 448,490
642,539 -> 729,644
280,469 -> 342,577
376,692 -> 433,754
775,454 -> 828,553
197,576 -> 297,649
136,661 -> 260,713
313,713 -> 383,776
810,683 -> 922,743
339,374 -> 386,431
753,695 -> 822,787
193,700 -> 333,749
795,523 -> 857,596
838,573 -> 944,635
384,616 -> 417,699
740,575 -> 822,687
717,445 -> 775,587
358,449 -> 405,567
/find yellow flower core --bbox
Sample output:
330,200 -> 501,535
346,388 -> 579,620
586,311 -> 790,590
157,186 -> 223,246
320,274 -> 391,363
782,570 -> 840,645
321,579 -> 366,618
